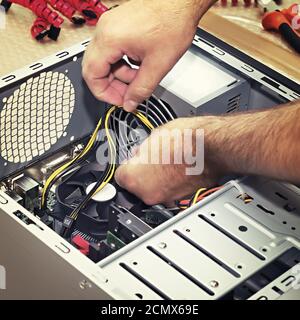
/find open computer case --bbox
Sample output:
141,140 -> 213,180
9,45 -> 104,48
0,28 -> 300,300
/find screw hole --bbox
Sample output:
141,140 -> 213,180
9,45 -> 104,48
186,229 -> 190,232
239,225 -> 248,232
210,213 -> 215,217
133,261 -> 138,265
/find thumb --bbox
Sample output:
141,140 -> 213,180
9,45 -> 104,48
123,56 -> 172,112
114,165 -> 128,189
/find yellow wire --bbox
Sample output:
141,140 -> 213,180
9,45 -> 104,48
41,117 -> 103,207
71,106 -> 117,219
134,111 -> 154,130
71,108 -> 155,219
192,188 -> 207,206
46,105 -> 154,217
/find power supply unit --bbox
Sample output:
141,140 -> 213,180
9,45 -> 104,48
0,28 -> 299,300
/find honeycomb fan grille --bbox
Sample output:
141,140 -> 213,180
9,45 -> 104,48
0,71 -> 75,163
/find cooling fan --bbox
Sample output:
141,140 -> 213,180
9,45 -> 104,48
54,161 -> 144,241
109,96 -> 176,163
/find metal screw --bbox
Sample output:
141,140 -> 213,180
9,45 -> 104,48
210,280 -> 219,288
79,280 -> 92,290
158,242 -> 167,249
126,219 -> 132,225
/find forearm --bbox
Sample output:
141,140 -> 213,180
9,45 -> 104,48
202,101 -> 300,183
146,0 -> 217,28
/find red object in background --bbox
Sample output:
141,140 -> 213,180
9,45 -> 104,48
262,9 -> 300,53
48,0 -> 76,20
0,0 -> 108,40
72,234 -> 90,255
65,0 -> 107,25
262,10 -> 289,30
281,3 -> 300,32
31,16 -> 50,39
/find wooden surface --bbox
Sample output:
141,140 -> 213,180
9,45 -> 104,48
0,0 -> 299,82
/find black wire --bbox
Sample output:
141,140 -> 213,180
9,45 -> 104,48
61,162 -> 111,238
42,107 -> 109,210
59,106 -> 155,238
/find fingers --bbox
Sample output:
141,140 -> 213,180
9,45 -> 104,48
82,39 -> 126,105
112,60 -> 138,84
122,56 -> 173,112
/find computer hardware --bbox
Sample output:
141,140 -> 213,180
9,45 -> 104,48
0,28 -> 299,299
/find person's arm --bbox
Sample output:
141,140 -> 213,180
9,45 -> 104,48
82,0 -> 216,111
205,101 -> 300,183
115,101 -> 300,205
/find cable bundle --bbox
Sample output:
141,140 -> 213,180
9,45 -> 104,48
40,105 -> 156,238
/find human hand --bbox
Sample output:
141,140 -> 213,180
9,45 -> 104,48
82,0 -> 213,112
114,116 -> 225,205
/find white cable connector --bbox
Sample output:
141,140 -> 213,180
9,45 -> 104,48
230,180 -> 248,200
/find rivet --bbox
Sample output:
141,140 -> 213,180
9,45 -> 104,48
210,280 -> 219,288
158,242 -> 167,249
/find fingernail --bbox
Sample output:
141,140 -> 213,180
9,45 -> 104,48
123,100 -> 138,112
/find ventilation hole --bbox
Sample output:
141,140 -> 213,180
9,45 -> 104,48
281,275 -> 296,287
226,95 -> 241,113
275,192 -> 288,200
29,62 -> 43,70
282,221 -> 287,224
239,226 -> 248,232
257,296 -> 268,300
173,230 -> 241,278
291,227 -> 296,231
257,204 -> 275,215
284,204 -> 296,213
119,263 -> 171,300
56,51 -> 69,58
147,245 -> 215,296
135,293 -> 143,299
198,215 -> 266,261
0,71 -> 75,163
2,74 -> 15,82
272,286 -> 284,295
81,40 -> 90,47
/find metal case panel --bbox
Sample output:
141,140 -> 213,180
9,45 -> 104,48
100,177 -> 300,300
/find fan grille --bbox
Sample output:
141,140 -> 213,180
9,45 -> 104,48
0,71 -> 75,163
